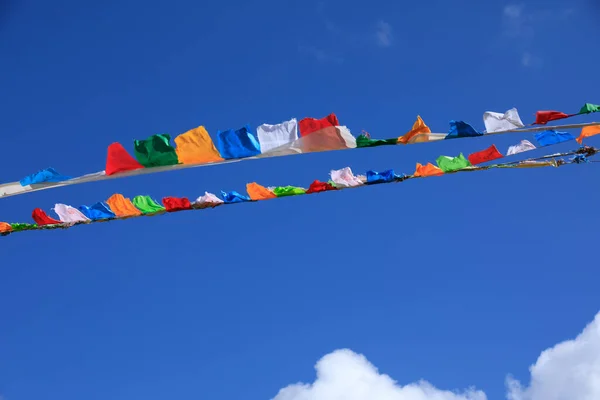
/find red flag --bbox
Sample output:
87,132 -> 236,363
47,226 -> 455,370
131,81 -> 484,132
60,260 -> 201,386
468,145 -> 503,165
32,208 -> 61,225
535,111 -> 570,125
299,113 -> 340,136
306,180 -> 337,194
105,142 -> 145,176
162,196 -> 192,212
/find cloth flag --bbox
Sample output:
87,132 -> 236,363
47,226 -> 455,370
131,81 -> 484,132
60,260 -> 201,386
436,153 -> 471,172
273,186 -> 306,197
414,163 -> 443,177
535,111 -> 570,125
507,140 -> 536,156
579,103 -> 600,114
330,167 -> 363,187
221,190 -> 251,203
174,126 -> 223,164
216,125 -> 261,159
78,202 -> 116,220
483,108 -> 524,133
54,204 -> 90,223
20,168 -> 71,187
246,183 -> 277,200
32,208 -> 61,226
366,170 -> 396,184
534,130 -> 576,147
134,134 -> 179,167
106,194 -> 142,217
398,116 -> 431,144
445,121 -> 482,139
256,118 -> 299,154
306,180 -> 336,193
468,145 -> 503,165
194,192 -> 224,208
105,143 -> 145,176
132,195 -> 165,214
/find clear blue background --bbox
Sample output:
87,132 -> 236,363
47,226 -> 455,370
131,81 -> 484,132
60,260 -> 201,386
1,0 -> 599,398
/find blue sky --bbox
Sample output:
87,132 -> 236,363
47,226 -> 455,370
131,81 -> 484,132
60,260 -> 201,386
1,0 -> 600,399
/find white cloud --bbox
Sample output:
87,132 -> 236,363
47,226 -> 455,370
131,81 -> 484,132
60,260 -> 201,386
521,52 -> 542,68
272,312 -> 600,400
272,349 -> 487,400
506,313 -> 600,400
375,20 -> 392,47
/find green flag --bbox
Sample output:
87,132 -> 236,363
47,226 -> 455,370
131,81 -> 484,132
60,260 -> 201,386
579,103 -> 600,114
356,134 -> 398,148
436,153 -> 471,173
132,195 -> 165,214
134,134 -> 179,167
273,186 -> 306,197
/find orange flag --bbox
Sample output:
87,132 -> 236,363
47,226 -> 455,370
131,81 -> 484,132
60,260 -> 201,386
175,126 -> 224,164
576,125 -> 600,144
246,182 -> 277,200
398,116 -> 431,144
0,222 -> 11,233
414,162 -> 444,177
106,194 -> 142,217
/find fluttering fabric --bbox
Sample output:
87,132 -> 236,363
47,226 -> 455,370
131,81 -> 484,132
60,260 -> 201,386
306,180 -> 336,193
576,125 -> 600,144
221,190 -> 251,203
162,197 -> 192,211
54,204 -> 90,223
216,125 -> 261,159
174,126 -> 223,164
356,134 -> 398,148
445,121 -> 482,139
20,168 -> 71,186
257,126 -> 356,157
105,143 -> 145,176
134,134 -> 179,167
0,222 -> 12,233
132,195 -> 165,214
273,186 -> 306,197
468,145 -> 503,165
436,153 -> 471,172
398,116 -> 431,144
366,170 -> 396,184
580,103 -> 600,114
32,208 -> 61,226
330,167 -> 363,187
194,192 -> 224,207
256,118 -> 299,154
483,108 -> 524,133
534,130 -> 576,146
246,182 -> 277,200
10,223 -> 36,232
535,111 -> 570,125
78,202 -> 116,220
507,140 -> 536,156
106,194 -> 142,217
414,163 -> 444,177
299,113 -> 340,136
